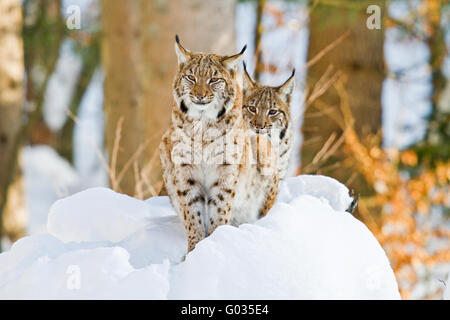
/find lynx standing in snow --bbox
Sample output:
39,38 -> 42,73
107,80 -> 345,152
242,63 -> 295,181
160,36 -> 276,252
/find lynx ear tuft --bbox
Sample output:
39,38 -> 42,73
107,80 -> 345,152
222,45 -> 247,73
174,35 -> 191,66
239,44 -> 247,55
242,61 -> 255,94
277,70 -> 296,103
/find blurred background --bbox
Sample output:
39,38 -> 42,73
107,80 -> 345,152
0,0 -> 448,299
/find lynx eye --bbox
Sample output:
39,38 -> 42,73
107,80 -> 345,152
247,106 -> 257,114
186,75 -> 196,83
268,109 -> 279,116
209,77 -> 220,84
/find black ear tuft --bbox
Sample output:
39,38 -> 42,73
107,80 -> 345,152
242,61 -> 255,92
291,69 -> 296,77
239,44 -> 247,55
175,34 -> 180,44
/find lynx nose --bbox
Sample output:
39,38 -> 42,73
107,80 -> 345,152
254,124 -> 264,133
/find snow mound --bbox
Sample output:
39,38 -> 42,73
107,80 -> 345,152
277,175 -> 353,212
47,188 -> 151,243
0,175 -> 400,299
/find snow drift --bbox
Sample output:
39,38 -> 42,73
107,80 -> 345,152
0,175 -> 400,299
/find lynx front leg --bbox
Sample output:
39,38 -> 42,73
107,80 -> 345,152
180,202 -> 206,253
259,175 -> 279,217
205,165 -> 239,236
172,169 -> 208,252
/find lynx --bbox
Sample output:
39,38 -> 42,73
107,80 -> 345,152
159,36 -> 276,252
242,63 -> 295,181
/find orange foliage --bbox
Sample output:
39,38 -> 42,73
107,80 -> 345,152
325,78 -> 450,299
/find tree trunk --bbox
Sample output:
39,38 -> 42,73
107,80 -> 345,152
302,0 -> 385,194
101,0 -> 237,197
0,0 -> 26,247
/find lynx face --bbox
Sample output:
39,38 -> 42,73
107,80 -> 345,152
172,36 -> 245,119
242,65 -> 295,140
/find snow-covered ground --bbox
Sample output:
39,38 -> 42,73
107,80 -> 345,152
0,175 -> 401,299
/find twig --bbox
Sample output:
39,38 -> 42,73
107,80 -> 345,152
110,116 -> 124,191
304,31 -> 351,70
66,109 -> 111,177
133,160 -> 144,200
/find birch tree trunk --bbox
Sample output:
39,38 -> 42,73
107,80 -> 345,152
101,0 -> 237,197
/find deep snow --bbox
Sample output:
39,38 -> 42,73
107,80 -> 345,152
0,175 -> 401,299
